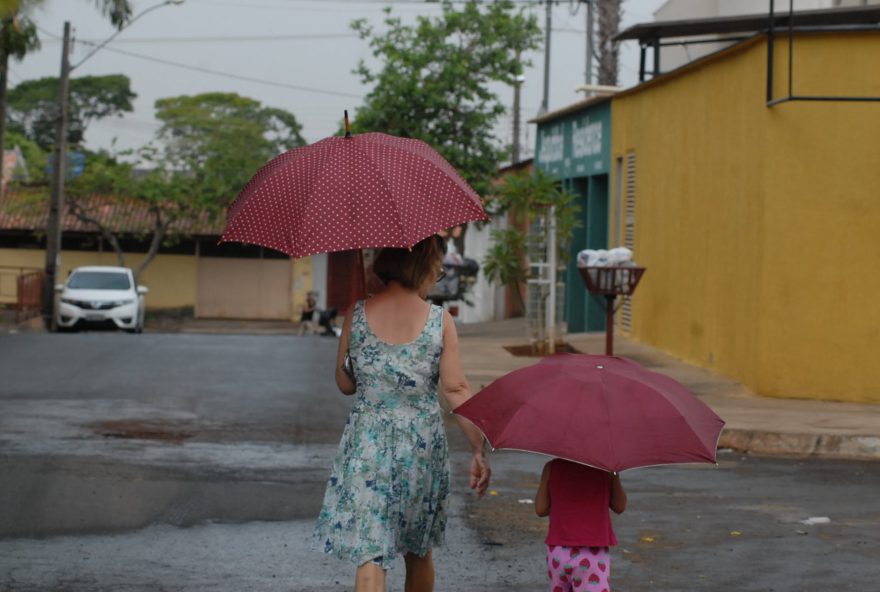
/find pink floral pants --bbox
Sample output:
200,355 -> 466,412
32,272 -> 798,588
546,544 -> 611,592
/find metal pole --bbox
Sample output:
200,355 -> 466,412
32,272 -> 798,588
585,0 -> 594,87
605,294 -> 614,355
652,37 -> 660,77
546,205 -> 557,355
540,0 -> 552,114
639,45 -> 646,82
42,21 -> 71,331
512,51 -> 522,164
767,0 -> 775,104
787,0 -> 794,99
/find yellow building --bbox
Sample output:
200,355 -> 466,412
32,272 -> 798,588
610,25 -> 880,403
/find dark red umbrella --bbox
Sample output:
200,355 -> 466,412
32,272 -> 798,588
221,115 -> 487,259
453,353 -> 725,473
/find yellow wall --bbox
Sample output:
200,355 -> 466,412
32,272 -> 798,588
611,33 -> 880,403
1,247 -> 316,321
0,248 -> 197,309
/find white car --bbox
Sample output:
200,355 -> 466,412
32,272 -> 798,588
55,266 -> 148,333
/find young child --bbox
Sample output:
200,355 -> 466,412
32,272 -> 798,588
535,459 -> 627,592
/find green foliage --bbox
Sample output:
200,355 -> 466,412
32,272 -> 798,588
1,12 -> 40,62
349,0 -> 542,196
483,170 -> 581,306
90,0 -> 132,30
7,74 -> 136,149
66,149 -> 131,197
61,92 -> 307,279
152,92 -> 305,211
482,227 -> 527,312
4,129 -> 46,182
491,169 -> 580,262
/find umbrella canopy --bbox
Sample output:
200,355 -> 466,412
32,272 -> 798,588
453,353 -> 725,473
220,131 -> 488,258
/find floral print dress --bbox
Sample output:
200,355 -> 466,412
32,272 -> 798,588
313,299 -> 450,570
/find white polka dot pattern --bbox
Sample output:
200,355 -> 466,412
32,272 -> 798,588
221,132 -> 489,258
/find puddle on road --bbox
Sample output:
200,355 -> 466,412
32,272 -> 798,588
92,419 -> 194,444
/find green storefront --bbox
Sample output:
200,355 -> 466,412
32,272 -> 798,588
532,95 -> 612,333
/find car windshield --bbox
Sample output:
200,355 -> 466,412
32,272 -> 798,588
67,271 -> 131,290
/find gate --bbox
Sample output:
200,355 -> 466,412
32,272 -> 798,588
0,267 -> 43,322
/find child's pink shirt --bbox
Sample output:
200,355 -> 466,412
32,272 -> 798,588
545,459 -> 618,547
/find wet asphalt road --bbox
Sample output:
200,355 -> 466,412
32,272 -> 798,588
0,333 -> 878,591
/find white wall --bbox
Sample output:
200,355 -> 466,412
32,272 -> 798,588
458,217 -> 507,324
312,253 -> 328,309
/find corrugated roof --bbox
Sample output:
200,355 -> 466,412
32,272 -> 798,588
529,93 -> 614,125
0,190 -> 224,236
614,5 -> 880,42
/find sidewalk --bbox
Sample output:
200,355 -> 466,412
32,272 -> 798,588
457,318 -> 880,461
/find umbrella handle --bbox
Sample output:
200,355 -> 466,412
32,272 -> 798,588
344,110 -> 352,138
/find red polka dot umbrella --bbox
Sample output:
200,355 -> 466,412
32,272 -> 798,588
454,354 -> 726,473
220,115 -> 488,259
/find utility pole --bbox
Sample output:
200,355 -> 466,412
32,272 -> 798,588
42,21 -> 71,331
512,51 -> 522,164
540,0 -> 552,114
585,0 -> 595,87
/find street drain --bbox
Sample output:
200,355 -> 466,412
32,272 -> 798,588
92,420 -> 193,443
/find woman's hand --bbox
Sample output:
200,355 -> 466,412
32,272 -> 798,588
470,452 -> 491,497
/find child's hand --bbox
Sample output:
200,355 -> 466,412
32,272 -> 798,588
470,453 -> 491,497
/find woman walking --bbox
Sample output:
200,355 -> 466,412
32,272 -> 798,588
313,235 -> 491,592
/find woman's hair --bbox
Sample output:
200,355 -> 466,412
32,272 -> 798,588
372,235 -> 445,290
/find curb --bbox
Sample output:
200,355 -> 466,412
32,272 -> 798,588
719,429 -> 880,461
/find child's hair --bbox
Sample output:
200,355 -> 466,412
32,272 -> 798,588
372,235 -> 445,290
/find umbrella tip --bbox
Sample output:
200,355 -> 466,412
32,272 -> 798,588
344,110 -> 352,138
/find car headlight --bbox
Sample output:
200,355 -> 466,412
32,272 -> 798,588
60,298 -> 81,306
104,298 -> 134,308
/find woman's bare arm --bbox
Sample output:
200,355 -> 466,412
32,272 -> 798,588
535,461 -> 552,517
439,310 -> 491,497
334,311 -> 356,395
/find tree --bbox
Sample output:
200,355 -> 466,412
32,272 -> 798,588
0,1 -> 132,194
7,74 -> 136,149
152,92 -> 305,208
597,0 -> 622,86
483,169 -> 580,315
0,4 -> 41,196
350,0 -> 542,197
65,92 -> 305,280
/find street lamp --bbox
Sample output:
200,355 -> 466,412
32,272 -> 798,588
41,0 -> 186,330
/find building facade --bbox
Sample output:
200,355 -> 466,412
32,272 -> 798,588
610,30 -> 880,403
533,95 -> 614,333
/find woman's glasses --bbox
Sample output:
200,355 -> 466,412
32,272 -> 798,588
436,270 -> 447,283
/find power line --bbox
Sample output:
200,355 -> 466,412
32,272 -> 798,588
73,39 -> 365,100
41,33 -> 361,44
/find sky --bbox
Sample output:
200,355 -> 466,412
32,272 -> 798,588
12,0 -> 667,160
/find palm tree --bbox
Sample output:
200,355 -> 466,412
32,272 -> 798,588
0,0 -> 132,196
597,0 -> 621,86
